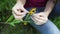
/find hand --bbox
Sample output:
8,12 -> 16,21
12,2 -> 28,20
31,12 -> 48,25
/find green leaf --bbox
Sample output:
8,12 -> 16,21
9,23 -> 15,27
6,15 -> 14,23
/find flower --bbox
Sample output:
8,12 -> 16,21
23,8 -> 36,25
28,8 -> 36,15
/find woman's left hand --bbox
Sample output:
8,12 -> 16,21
31,12 -> 49,25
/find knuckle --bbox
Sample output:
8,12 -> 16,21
15,17 -> 20,20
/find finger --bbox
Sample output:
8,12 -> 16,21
21,8 -> 28,13
12,9 -> 22,16
12,9 -> 26,16
32,14 -> 48,21
31,16 -> 47,25
31,16 -> 43,24
35,12 -> 46,17
12,11 -> 25,18
31,15 -> 39,22
12,11 -> 25,20
36,21 -> 46,25
32,16 -> 46,23
32,16 -> 43,22
32,15 -> 44,20
37,16 -> 48,21
31,17 -> 38,24
31,17 -> 44,25
32,14 -> 45,18
32,17 -> 46,25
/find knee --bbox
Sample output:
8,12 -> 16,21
42,20 -> 60,34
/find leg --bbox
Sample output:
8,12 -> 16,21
30,20 -> 60,34
26,7 -> 60,34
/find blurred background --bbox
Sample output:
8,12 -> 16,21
0,0 -> 60,34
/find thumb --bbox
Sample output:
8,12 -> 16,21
21,7 -> 28,13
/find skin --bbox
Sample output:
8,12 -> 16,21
31,0 -> 56,25
12,0 -> 56,25
44,0 -> 56,16
12,0 -> 28,20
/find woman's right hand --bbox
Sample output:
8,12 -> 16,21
12,1 -> 28,20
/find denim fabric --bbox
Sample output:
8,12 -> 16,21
30,20 -> 60,34
25,2 -> 60,34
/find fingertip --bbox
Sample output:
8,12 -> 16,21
26,11 -> 29,13
33,14 -> 36,15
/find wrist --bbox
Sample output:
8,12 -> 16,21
17,0 -> 26,6
44,11 -> 50,17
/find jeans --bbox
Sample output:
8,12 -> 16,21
25,2 -> 60,34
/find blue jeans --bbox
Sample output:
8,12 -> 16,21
25,2 -> 60,34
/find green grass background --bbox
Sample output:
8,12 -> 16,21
0,0 -> 60,34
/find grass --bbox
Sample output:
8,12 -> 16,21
0,0 -> 60,34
